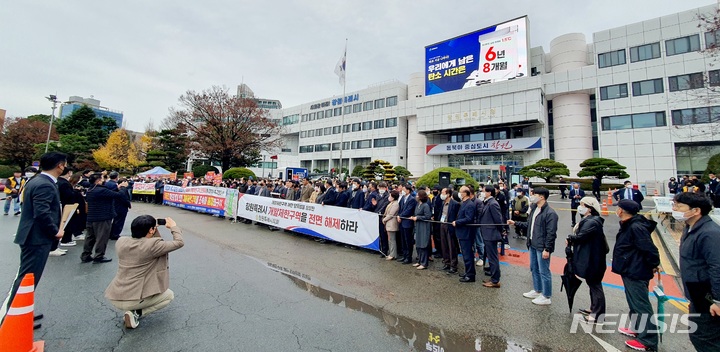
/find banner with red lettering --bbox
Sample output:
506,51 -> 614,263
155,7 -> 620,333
236,193 -> 380,251
163,185 -> 238,217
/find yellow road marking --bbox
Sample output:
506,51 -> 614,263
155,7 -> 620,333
651,232 -> 677,277
669,299 -> 689,314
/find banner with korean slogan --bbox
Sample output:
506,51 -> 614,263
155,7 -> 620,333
237,193 -> 380,251
131,182 -> 156,195
162,185 -> 238,218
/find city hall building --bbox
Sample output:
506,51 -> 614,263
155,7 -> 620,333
255,4 -> 720,185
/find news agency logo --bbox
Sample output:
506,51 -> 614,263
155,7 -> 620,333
569,313 -> 699,334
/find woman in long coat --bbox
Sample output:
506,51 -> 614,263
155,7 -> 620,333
411,190 -> 432,270
566,196 -> 609,324
382,190 -> 400,260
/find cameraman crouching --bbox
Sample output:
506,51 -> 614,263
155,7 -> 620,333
104,215 -> 184,329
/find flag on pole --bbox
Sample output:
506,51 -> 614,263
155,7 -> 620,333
334,48 -> 346,86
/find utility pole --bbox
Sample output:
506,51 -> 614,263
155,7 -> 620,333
45,95 -> 59,153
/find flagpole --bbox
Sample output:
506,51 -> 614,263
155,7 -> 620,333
338,38 -> 347,178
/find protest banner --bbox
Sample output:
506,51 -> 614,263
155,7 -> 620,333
163,185 -> 238,218
132,182 -> 156,195
236,193 -> 380,251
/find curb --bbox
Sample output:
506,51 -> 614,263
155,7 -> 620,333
649,210 -> 680,270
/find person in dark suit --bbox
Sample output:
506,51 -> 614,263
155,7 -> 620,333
440,188 -> 460,274
0,152 -> 67,326
397,183 -> 417,264
431,185 -> 444,259
592,176 -> 602,201
613,181 -> 645,210
321,179 -> 338,205
82,174 -> 130,263
558,177 -> 568,199
334,182 -> 350,208
453,186 -> 477,282
349,179 -> 365,209
110,179 -> 132,240
569,183 -> 586,227
372,182 -> 390,257
477,186 -> 503,287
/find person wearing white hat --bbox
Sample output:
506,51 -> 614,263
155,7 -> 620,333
566,197 -> 609,324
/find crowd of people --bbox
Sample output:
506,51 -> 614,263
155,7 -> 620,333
3,160 -> 719,350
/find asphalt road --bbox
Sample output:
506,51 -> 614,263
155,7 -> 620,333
0,197 -> 693,352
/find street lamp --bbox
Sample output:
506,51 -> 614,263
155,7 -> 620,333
44,95 -> 58,153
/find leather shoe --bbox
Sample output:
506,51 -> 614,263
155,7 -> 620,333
441,265 -> 451,271
34,314 -> 44,321
484,270 -> 491,276
433,254 -> 443,259
483,281 -> 501,288
81,257 -> 94,263
401,260 -> 412,265
447,269 -> 458,274
93,257 -> 112,263
459,276 -> 475,283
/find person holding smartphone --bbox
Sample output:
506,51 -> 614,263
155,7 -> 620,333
105,215 -> 184,329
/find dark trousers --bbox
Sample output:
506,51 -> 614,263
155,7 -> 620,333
560,188 -> 567,199
378,222 -> 388,254
2,243 -> 52,319
622,277 -> 658,350
587,279 -> 606,320
484,240 -> 500,283
82,220 -> 113,260
111,211 -> 128,238
458,238 -> 476,279
400,226 -> 414,261
417,246 -> 429,267
512,215 -> 527,236
713,194 -> 720,208
50,239 -> 59,251
440,225 -> 459,269
688,305 -> 720,352
395,228 -> 404,258
592,189 -> 601,201
431,223 -> 442,255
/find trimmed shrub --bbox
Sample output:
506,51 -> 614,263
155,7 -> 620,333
415,167 -> 478,190
223,167 -> 256,180
192,164 -> 219,177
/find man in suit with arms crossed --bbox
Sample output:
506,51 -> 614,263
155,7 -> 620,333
0,152 -> 67,327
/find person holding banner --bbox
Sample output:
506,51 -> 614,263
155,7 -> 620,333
411,190 -> 433,270
322,179 -> 338,206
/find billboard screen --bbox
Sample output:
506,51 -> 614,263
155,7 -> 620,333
425,16 -> 529,96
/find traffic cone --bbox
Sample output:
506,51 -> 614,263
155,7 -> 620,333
0,273 -> 44,352
601,201 -> 609,216
607,189 -> 613,206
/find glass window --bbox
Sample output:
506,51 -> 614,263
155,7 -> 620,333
344,106 -> 352,114
314,144 -> 330,152
669,73 -> 704,92
317,111 -> 324,119
332,142 -> 341,151
602,112 -> 666,130
709,70 -> 720,87
357,140 -> 371,149
671,107 -> 720,125
343,124 -> 350,133
362,121 -> 372,130
301,114 -> 308,122
323,127 -> 331,135
374,119 -> 384,129
597,49 -> 626,68
351,141 -> 357,149
666,35 -> 701,56
342,142 -> 350,150
332,126 -> 341,134
599,84 -> 628,100
385,117 -> 397,127
300,131 -> 306,138
629,43 -> 661,62
386,96 -> 398,107
363,101 -> 373,111
299,146 -> 314,153
308,130 -> 315,137
374,99 -> 385,109
325,109 -> 333,118
712,107 -> 720,123
632,78 -> 664,96
373,137 -> 396,148
333,107 -> 342,116
706,30 -> 720,49
315,128 -> 322,136
351,123 -> 361,132
353,103 -> 362,113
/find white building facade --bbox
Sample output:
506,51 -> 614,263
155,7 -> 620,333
257,4 -> 720,184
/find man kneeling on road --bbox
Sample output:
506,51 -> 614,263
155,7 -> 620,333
105,215 -> 184,329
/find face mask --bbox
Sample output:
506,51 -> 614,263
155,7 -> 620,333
352,184 -> 358,190
672,210 -> 691,221
479,192 -> 487,199
362,187 -> 367,193
518,194 -> 524,198
440,194 -> 447,201
577,205 -> 588,216
625,185 -> 632,189
314,187 -> 319,192
379,189 -> 386,195
401,190 -> 406,196
529,195 -> 540,204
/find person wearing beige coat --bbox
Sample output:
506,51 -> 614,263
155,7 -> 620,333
382,190 -> 400,260
105,215 -> 184,329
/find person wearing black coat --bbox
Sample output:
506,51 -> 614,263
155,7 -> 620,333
64,173 -> 87,242
57,172 -> 78,247
477,186 -> 503,287
439,188 -> 460,273
566,197 -> 608,324
612,199 -> 660,351
397,184 -> 417,264
453,186 -> 477,282
81,174 -> 131,264
373,183 -> 390,257
110,179 -> 132,240
431,186 -> 444,259
334,182 -> 350,208
321,180 -> 338,205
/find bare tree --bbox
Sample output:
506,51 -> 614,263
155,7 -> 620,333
166,86 -> 282,171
